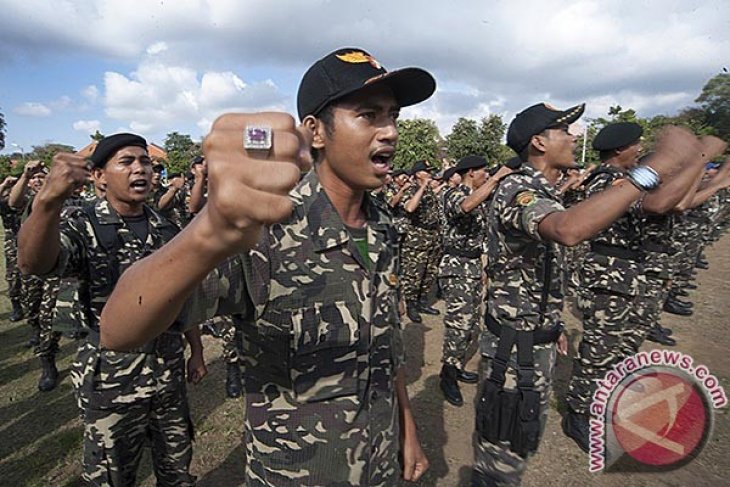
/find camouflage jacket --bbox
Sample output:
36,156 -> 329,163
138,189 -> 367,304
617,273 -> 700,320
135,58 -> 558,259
641,213 -> 674,278
439,185 -> 487,279
151,182 -> 191,229
581,165 -> 646,296
0,199 -> 21,236
401,183 -> 440,231
486,164 -> 565,332
183,169 -> 405,485
382,181 -> 409,235
49,199 -> 180,333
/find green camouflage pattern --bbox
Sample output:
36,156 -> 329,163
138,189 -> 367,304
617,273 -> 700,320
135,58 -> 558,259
49,198 -> 194,486
439,185 -> 486,368
182,169 -> 405,486
477,163 -> 565,485
0,200 -> 22,300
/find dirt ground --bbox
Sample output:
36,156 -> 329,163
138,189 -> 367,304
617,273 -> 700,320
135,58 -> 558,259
0,230 -> 728,486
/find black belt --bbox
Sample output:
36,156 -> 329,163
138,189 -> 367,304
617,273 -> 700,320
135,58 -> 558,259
485,314 -> 562,345
444,247 -> 482,259
590,242 -> 642,261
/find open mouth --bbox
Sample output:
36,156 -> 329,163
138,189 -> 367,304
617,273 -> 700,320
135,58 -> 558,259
370,148 -> 394,175
129,180 -> 149,192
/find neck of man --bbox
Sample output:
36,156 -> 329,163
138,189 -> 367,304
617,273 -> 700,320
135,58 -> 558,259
528,156 -> 562,186
106,195 -> 145,217
317,162 -> 367,228
604,155 -> 635,171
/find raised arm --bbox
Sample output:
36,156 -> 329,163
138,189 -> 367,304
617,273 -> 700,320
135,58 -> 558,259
538,126 -> 703,246
100,113 -> 310,350
17,154 -> 88,275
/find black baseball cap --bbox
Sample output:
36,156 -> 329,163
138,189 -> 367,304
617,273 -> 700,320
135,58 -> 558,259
297,47 -> 436,121
507,103 -> 585,154
90,133 -> 148,169
592,122 -> 643,151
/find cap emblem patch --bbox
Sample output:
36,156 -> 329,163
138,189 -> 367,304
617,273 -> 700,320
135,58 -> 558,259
336,51 -> 382,69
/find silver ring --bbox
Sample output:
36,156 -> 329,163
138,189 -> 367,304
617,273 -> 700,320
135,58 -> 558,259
244,126 -> 272,150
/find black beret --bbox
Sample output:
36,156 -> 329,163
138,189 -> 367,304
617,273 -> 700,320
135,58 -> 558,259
191,155 -> 205,166
90,133 -> 148,169
507,102 -> 585,153
455,155 -> 487,175
592,122 -> 643,151
392,169 -> 408,177
443,166 -> 459,181
409,160 -> 432,176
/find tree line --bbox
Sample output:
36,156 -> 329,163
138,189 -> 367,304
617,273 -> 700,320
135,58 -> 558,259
1,73 -> 728,178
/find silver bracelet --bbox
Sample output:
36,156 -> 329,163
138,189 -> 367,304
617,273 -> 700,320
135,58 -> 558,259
627,166 -> 661,192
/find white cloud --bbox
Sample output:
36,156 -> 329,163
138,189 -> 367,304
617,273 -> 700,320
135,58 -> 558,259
73,119 -> 101,134
14,102 -> 51,117
82,85 -> 99,103
102,57 -> 287,140
146,41 -> 168,56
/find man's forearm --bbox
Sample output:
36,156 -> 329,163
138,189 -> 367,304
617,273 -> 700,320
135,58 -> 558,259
189,180 -> 206,214
184,325 -> 203,354
17,194 -> 63,275
100,209 -> 234,351
539,181 -> 642,246
644,156 -> 706,214
157,187 -> 178,210
395,367 -> 417,440
404,186 -> 426,213
461,178 -> 499,213
9,174 -> 29,209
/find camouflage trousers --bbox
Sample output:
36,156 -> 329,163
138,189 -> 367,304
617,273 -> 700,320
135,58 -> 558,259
34,277 -> 62,358
400,227 -> 441,302
440,275 -> 483,368
566,290 -> 650,415
3,235 -> 22,300
562,242 -> 588,299
644,272 -> 671,328
22,274 -> 44,329
473,337 -> 556,486
205,315 -> 242,364
70,334 -> 196,487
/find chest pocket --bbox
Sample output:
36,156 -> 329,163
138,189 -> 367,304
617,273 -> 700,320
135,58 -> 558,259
289,299 -> 362,403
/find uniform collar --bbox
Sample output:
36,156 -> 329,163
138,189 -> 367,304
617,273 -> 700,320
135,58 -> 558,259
294,169 -> 389,253
93,198 -> 166,228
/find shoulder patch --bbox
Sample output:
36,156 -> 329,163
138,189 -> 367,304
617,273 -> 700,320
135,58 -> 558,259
515,191 -> 537,207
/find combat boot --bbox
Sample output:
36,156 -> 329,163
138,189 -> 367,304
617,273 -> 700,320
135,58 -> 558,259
406,302 -> 422,323
456,368 -> 479,384
668,296 -> 693,308
225,362 -> 243,398
656,324 -> 673,336
663,300 -> 692,316
673,288 -> 690,297
439,364 -> 463,406
685,282 -> 698,290
562,412 -> 590,453
38,356 -> 59,392
9,299 -> 24,322
418,302 -> 440,315
26,328 -> 40,348
695,257 -> 709,269
647,327 -> 677,346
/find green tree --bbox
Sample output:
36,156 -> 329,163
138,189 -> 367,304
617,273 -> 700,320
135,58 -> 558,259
392,118 -> 442,170
90,130 -> 105,142
28,143 -> 75,167
164,131 -> 199,174
446,115 -> 510,166
696,73 -> 730,140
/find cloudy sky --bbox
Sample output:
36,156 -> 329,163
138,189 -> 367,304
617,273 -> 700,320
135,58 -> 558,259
1,0 -> 727,154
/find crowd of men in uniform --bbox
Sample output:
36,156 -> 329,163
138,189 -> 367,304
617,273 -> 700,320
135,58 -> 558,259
3,46 -> 730,486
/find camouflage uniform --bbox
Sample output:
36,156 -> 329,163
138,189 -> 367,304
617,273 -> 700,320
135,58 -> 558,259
152,182 -> 191,229
641,213 -> 675,332
182,170 -> 405,486
47,199 -> 195,486
399,184 -> 441,304
566,166 -> 648,416
382,181 -> 409,241
438,185 -> 486,369
0,200 -> 23,304
475,165 -> 564,486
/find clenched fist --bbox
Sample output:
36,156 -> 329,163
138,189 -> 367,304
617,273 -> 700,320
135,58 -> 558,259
40,153 -> 90,204
202,112 -> 313,251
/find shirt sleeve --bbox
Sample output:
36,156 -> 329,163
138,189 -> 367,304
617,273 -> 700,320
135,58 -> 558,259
47,210 -> 88,279
176,253 -> 251,330
498,179 -> 565,241
443,187 -> 469,221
